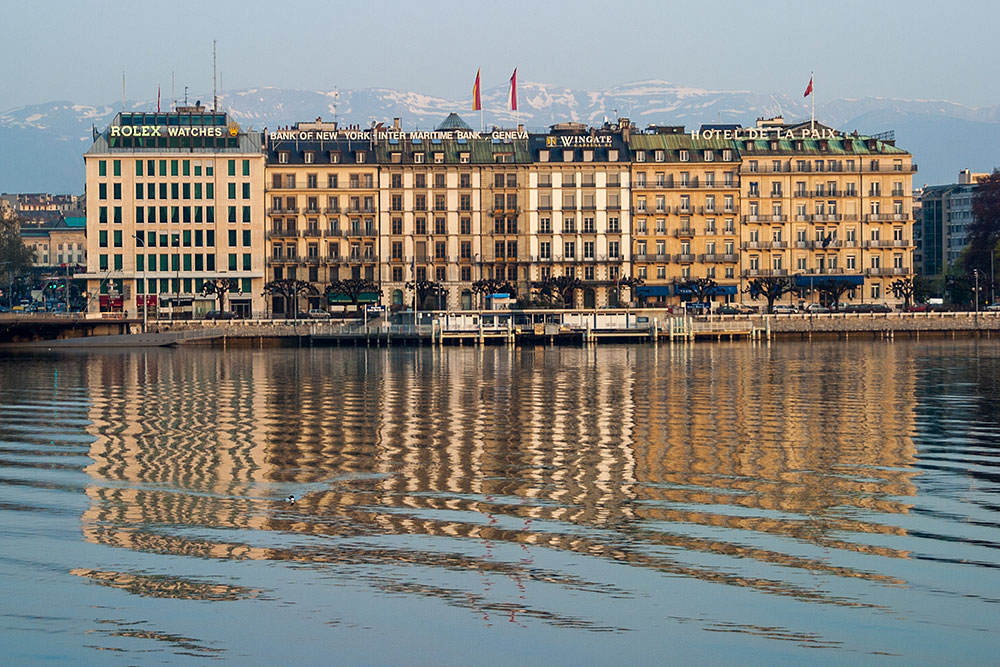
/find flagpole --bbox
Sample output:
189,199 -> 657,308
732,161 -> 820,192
811,70 -> 815,133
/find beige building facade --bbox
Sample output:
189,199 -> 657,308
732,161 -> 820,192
81,106 -> 265,317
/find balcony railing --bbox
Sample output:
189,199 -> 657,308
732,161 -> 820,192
266,230 -> 299,239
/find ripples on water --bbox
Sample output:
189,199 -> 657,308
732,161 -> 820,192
1,340 -> 998,664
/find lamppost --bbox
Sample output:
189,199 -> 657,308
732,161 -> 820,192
973,268 -> 981,313
132,234 -> 147,332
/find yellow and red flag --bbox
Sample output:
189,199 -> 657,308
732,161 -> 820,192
472,69 -> 482,111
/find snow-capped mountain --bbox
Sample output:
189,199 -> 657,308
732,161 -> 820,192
2,80 -> 998,193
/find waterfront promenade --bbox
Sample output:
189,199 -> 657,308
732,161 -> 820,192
112,309 -> 1000,346
4,309 -> 1000,346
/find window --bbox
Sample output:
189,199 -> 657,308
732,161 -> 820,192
679,150 -> 689,162
564,241 -> 575,259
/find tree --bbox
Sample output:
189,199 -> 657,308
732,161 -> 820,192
611,275 -> 645,307
471,278 -> 515,309
890,277 -> 917,310
966,168 -> 1000,279
0,215 -> 35,275
201,277 -> 240,312
263,279 -> 318,317
744,277 -> 797,314
532,275 -> 581,307
676,277 -> 718,305
405,279 -> 445,310
811,279 -> 856,312
324,278 -> 380,311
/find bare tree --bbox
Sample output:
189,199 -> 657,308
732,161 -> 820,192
744,277 -> 797,314
890,277 -> 916,310
405,279 -> 446,310
811,279 -> 856,312
676,277 -> 718,305
471,278 -> 516,309
616,275 -> 644,306
532,275 -> 582,307
263,279 -> 318,318
201,278 -> 240,312
324,278 -> 380,312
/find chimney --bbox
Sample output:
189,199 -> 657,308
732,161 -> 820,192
393,117 -> 401,130
517,124 -> 524,132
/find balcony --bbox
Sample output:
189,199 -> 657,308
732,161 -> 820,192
266,230 -> 299,239
323,207 -> 341,214
673,253 -> 695,263
865,267 -> 907,276
302,228 -> 322,238
325,228 -> 343,237
670,227 -> 695,237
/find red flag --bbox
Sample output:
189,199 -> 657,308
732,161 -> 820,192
803,75 -> 813,98
508,68 -> 517,111
472,69 -> 482,111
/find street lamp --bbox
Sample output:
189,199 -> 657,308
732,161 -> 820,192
132,234 -> 147,332
974,269 -> 981,313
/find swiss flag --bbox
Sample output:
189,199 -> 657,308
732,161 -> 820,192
803,75 -> 813,98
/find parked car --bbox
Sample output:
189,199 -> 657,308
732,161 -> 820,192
843,303 -> 892,313
715,305 -> 740,315
804,303 -> 830,313
205,310 -> 237,320
771,304 -> 797,314
307,309 -> 332,319
985,304 -> 1000,311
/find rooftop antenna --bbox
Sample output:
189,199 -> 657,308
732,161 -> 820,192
171,72 -> 175,111
121,70 -> 125,112
213,39 -> 217,112
184,86 -> 189,106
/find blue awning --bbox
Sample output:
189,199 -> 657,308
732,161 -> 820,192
637,285 -> 670,297
674,284 -> 738,296
794,274 -> 865,288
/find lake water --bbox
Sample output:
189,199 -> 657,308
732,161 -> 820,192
1,340 -> 998,665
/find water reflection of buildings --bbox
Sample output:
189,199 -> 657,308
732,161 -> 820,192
632,342 -> 919,557
80,344 -> 917,609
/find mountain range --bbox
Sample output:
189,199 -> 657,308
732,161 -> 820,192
2,80 -> 998,194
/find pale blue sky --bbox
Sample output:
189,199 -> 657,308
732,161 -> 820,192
2,0 -> 997,109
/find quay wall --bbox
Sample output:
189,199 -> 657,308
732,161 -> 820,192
149,311 -> 1000,342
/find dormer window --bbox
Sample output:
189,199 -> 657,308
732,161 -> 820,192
634,151 -> 646,163
679,150 -> 689,162
414,152 -> 424,163
356,150 -> 366,162
329,151 -> 341,163
655,150 -> 665,162
583,149 -> 593,162
304,151 -> 315,164
278,151 -> 289,164
703,150 -> 713,161
459,152 -> 470,164
563,149 -> 574,162
433,152 -> 444,164
608,149 -> 618,161
723,149 -> 733,161
538,149 -> 549,162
